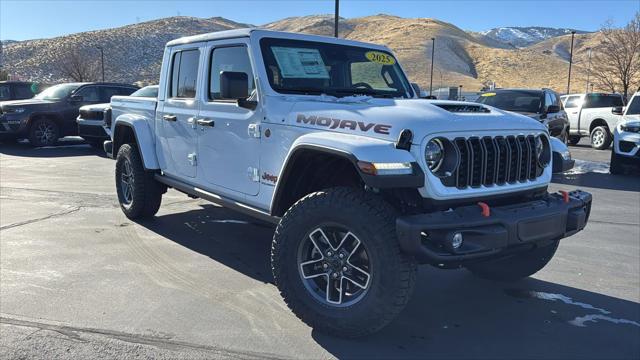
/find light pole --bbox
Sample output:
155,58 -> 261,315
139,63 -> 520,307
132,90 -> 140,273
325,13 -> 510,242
334,0 -> 339,38
566,31 -> 576,94
585,47 -> 592,94
96,46 -> 105,82
429,37 -> 435,97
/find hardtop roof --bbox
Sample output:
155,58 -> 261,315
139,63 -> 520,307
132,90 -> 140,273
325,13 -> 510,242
166,28 -> 390,51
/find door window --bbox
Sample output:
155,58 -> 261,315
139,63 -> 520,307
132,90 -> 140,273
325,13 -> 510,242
170,49 -> 200,98
564,96 -> 582,108
584,94 -> 624,108
75,86 -> 100,102
0,85 -> 10,100
209,46 -> 255,100
15,85 -> 34,99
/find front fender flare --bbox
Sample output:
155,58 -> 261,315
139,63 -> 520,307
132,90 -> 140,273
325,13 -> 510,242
113,114 -> 159,170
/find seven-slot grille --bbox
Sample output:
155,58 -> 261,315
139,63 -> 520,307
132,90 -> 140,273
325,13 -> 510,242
443,135 -> 540,189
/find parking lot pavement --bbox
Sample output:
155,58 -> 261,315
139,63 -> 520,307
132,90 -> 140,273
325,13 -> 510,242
1,140 -> 639,359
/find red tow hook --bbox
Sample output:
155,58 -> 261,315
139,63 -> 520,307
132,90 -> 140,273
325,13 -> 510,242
559,190 -> 570,203
477,202 -> 491,217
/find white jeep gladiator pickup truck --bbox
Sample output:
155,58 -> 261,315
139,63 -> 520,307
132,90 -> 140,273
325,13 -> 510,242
105,29 -> 592,337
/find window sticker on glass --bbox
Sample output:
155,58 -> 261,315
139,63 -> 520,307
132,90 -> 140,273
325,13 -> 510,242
365,51 -> 396,65
271,47 -> 330,79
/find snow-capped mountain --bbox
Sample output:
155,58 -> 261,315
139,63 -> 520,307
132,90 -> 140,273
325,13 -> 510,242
480,26 -> 589,47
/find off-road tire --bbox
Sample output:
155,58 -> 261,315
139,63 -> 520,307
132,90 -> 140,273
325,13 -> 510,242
568,135 -> 581,146
609,149 -> 624,175
590,126 -> 612,150
466,240 -> 559,282
115,143 -> 163,219
271,187 -> 417,338
28,118 -> 59,147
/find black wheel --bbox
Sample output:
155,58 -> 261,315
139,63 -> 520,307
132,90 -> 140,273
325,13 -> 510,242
568,135 -> 581,146
466,240 -> 559,282
28,118 -> 59,147
271,187 -> 417,338
115,143 -> 164,219
610,149 -> 624,175
590,126 -> 612,150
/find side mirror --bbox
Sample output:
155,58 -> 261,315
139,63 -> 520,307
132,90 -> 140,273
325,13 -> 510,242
546,105 -> 560,114
69,95 -> 84,102
220,71 -> 249,100
612,106 -> 624,115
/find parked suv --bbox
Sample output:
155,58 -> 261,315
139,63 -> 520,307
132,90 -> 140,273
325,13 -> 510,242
476,88 -> 570,143
610,91 -> 640,174
0,82 -> 137,146
560,93 -> 625,149
77,85 -> 156,148
106,29 -> 591,337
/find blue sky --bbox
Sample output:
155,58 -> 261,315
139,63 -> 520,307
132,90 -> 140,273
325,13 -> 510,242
1,0 -> 639,41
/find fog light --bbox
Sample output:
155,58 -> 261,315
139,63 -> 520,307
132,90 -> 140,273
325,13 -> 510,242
452,232 -> 463,249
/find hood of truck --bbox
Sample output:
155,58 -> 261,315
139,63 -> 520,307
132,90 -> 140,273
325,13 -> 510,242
0,98 -> 53,111
273,97 -> 548,142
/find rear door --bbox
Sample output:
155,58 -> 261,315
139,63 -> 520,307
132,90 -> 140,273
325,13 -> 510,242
544,91 -> 565,137
196,40 -> 261,196
157,46 -> 203,179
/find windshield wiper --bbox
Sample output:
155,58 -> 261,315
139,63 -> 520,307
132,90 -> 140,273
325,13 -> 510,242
272,87 -> 330,96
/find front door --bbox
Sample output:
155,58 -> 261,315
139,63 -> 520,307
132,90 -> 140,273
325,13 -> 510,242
157,47 -> 202,178
196,41 -> 261,196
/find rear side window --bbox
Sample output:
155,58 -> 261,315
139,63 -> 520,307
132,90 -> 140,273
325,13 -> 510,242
101,87 -> 135,102
584,94 -> 624,108
170,49 -> 200,98
209,46 -> 255,100
564,96 -> 582,108
15,85 -> 34,99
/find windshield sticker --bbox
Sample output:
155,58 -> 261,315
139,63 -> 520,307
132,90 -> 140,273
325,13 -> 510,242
271,47 -> 330,79
481,92 -> 496,97
365,51 -> 396,65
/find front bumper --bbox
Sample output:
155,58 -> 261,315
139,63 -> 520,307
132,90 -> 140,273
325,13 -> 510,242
77,117 -> 109,140
396,190 -> 592,264
0,114 -> 29,136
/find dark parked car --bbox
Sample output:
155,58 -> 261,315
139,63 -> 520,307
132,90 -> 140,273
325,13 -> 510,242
476,88 -> 570,142
0,81 -> 37,101
77,85 -> 158,148
0,82 -> 137,146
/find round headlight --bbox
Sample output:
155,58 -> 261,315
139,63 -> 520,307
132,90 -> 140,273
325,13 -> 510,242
535,135 -> 551,166
425,139 -> 444,171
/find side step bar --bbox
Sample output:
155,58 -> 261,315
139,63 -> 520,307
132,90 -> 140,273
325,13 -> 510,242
155,174 -> 280,224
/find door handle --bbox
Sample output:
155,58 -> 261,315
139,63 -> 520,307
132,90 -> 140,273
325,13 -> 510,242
163,114 -> 177,122
196,119 -> 215,127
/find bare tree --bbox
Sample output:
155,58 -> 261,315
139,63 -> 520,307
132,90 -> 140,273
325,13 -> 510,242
58,48 -> 99,82
590,12 -> 640,99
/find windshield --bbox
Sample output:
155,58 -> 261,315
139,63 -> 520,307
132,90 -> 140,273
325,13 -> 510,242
130,86 -> 158,98
35,84 -> 81,100
476,91 -> 542,113
626,95 -> 640,115
260,38 -> 413,99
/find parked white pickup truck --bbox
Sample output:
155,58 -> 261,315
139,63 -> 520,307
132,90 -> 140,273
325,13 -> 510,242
610,91 -> 640,174
105,29 -> 592,337
560,93 -> 625,149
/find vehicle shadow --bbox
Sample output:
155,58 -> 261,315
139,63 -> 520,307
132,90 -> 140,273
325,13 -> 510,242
0,138 -> 107,158
552,169 -> 640,192
139,203 -> 639,359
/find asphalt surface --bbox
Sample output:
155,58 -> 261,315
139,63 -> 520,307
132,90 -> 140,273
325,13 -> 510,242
1,137 -> 639,359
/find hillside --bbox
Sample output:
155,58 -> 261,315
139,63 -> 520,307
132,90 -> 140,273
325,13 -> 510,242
1,14 -> 601,92
479,27 -> 589,48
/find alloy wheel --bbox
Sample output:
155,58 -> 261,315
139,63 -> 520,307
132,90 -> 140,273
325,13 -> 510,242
592,129 -> 605,147
120,159 -> 134,205
34,122 -> 55,145
297,226 -> 371,307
